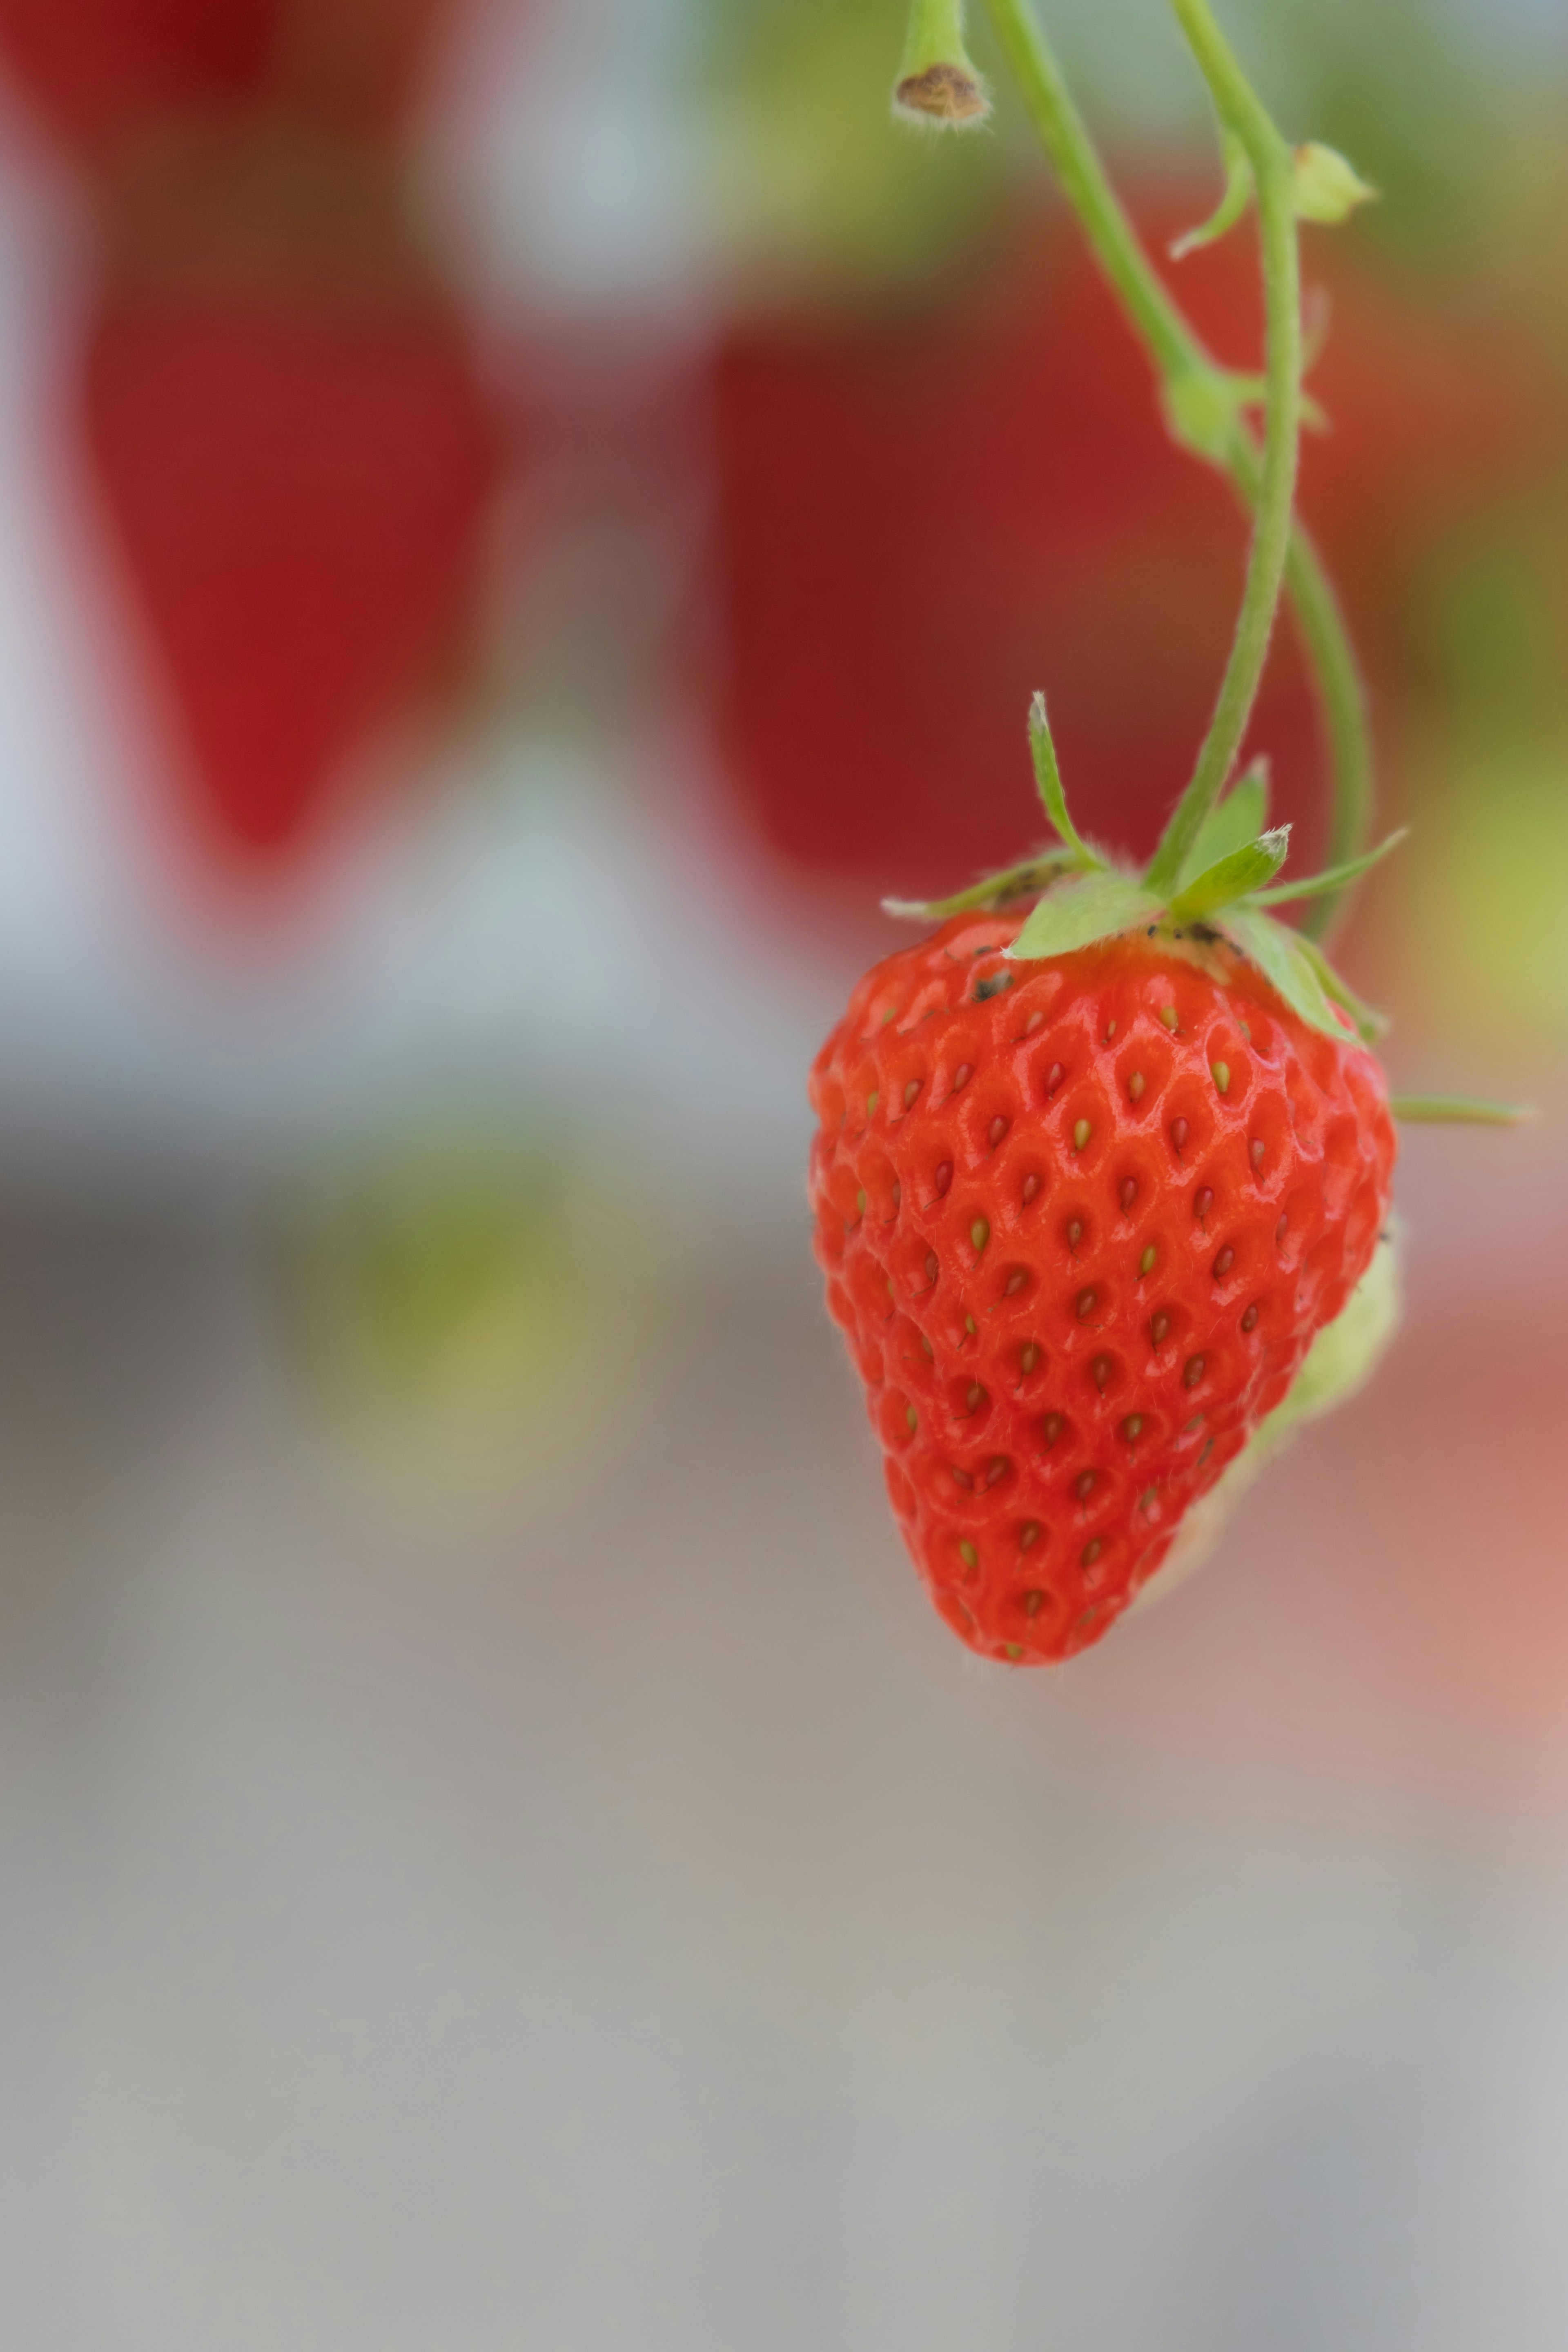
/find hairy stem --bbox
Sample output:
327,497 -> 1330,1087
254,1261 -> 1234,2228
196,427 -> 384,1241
979,0 -> 1370,938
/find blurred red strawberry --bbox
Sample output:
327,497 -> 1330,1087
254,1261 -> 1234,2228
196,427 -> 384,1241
82,282 -> 497,865
0,0 -> 453,161
707,196 -> 1528,901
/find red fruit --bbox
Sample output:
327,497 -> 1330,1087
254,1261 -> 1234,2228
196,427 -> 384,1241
81,284 -> 497,866
808,910 -> 1395,1664
0,0 -> 452,159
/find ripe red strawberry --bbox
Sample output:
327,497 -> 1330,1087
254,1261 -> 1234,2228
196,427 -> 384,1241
809,906 -> 1395,1664
0,0 -> 453,162
81,281 -> 497,866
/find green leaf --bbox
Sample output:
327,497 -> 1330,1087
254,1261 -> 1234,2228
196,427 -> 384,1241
1224,909 -> 1348,1041
1007,870 -> 1158,963
1169,132 -> 1252,260
882,850 -> 1077,923
1293,933 -> 1388,1041
1175,760 -> 1270,891
1389,1095 -> 1535,1127
1169,825 -> 1291,922
1029,695 -> 1101,868
1250,827 -> 1410,906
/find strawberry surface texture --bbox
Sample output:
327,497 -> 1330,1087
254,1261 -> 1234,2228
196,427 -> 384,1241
808,909 -> 1396,1664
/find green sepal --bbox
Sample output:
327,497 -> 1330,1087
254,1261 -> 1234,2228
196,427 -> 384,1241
1169,824 -> 1291,922
1294,933 -> 1388,1041
1028,695 -> 1101,868
1007,869 -> 1159,962
881,849 -> 1078,923
1389,1096 -> 1535,1127
1223,908 -> 1346,1040
1169,130 -> 1252,261
1175,759 -> 1270,889
1250,827 -> 1409,906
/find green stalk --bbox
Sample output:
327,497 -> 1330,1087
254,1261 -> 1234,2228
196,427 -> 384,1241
1145,0 -> 1299,896
978,0 -> 1370,941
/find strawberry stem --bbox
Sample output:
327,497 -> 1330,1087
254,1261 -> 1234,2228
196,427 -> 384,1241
976,0 -> 1372,942
1140,0 -> 1300,900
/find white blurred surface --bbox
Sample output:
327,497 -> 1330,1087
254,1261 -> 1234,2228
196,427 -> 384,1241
0,1216 -> 1561,2347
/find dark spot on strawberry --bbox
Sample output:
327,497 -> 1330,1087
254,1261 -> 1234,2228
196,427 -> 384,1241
1171,1117 -> 1189,1157
934,1162 -> 953,1197
1019,1521 -> 1042,1551
1122,1414 -> 1144,1442
951,1465 -> 974,1491
1194,1186 -> 1214,1223
1020,1342 -> 1040,1374
1213,1245 -> 1235,1278
1120,1176 -> 1138,1213
974,972 -> 1013,1002
1183,1354 -> 1206,1389
1040,1414 -> 1064,1449
1022,1173 -> 1042,1206
951,1064 -> 972,1093
1275,1212 -> 1288,1245
1241,1303 -> 1259,1332
989,1114 -> 1009,1148
1067,1218 -> 1083,1253
1080,1537 -> 1103,1569
1023,1588 -> 1045,1617
904,1080 -> 921,1109
1076,1287 -> 1097,1319
924,1251 -> 939,1285
984,1455 -> 1010,1488
1150,1312 -> 1171,1347
1091,1354 -> 1113,1391
1074,1470 -> 1097,1502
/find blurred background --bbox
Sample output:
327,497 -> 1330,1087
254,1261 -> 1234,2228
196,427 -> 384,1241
0,0 -> 1563,2341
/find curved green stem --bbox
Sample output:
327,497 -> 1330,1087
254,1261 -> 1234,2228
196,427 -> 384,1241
1280,523 -> 1372,944
1146,0 -> 1299,895
978,0 -> 1371,940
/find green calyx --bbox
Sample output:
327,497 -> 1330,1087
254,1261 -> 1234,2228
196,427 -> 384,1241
884,702 -> 1397,1046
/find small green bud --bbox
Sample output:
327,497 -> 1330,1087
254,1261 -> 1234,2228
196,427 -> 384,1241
1163,368 -> 1246,465
1292,143 -> 1376,226
893,0 -> 990,129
